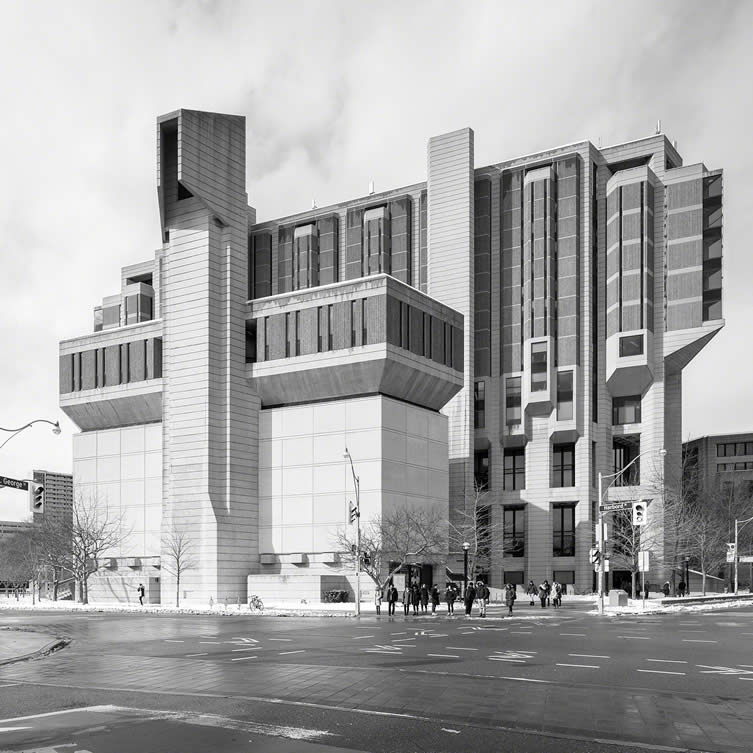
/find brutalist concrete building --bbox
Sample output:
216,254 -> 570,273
59,109 -> 724,603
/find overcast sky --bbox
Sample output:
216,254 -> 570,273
1,0 -> 751,520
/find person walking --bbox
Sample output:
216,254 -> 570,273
538,581 -> 548,608
445,583 -> 456,615
137,583 -> 145,606
420,583 -> 429,614
504,583 -> 516,616
526,580 -> 537,606
476,580 -> 489,618
662,581 -> 671,598
374,587 -> 382,615
552,580 -> 562,608
644,581 -> 649,601
411,583 -> 420,616
430,584 -> 440,614
464,581 -> 476,617
678,579 -> 686,598
402,584 -> 411,615
387,583 -> 398,616
543,579 -> 551,607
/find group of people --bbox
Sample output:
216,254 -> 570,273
375,580 -> 531,618
525,579 -> 563,608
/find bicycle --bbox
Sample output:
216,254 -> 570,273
248,594 -> 264,612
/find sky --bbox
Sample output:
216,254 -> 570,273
1,0 -> 752,520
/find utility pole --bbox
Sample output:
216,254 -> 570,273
734,516 -> 753,596
344,448 -> 361,616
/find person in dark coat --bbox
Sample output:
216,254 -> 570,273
411,584 -> 420,615
538,581 -> 548,608
476,580 -> 490,617
543,579 -> 551,607
402,584 -> 411,615
430,585 -> 440,614
662,581 -> 671,597
387,584 -> 398,616
678,580 -> 686,597
445,583 -> 456,615
526,580 -> 537,606
504,583 -> 517,616
420,583 -> 429,613
464,581 -> 476,617
137,583 -> 145,606
643,581 -> 650,601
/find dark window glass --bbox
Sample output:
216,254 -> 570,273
474,381 -> 485,429
504,570 -> 525,585
736,442 -> 746,456
553,570 -> 575,585
361,298 -> 368,345
327,305 -> 333,350
285,313 -> 291,358
102,305 -> 119,329
746,442 -> 753,456
295,310 -> 300,356
263,317 -> 269,361
552,443 -> 575,488
504,448 -> 525,491
591,441 -> 597,488
557,371 -> 573,420
612,395 -> 642,425
613,436 -> 640,486
503,507 -> 525,557
350,300 -> 357,348
717,443 -> 726,457
317,306 -> 322,353
474,449 -> 489,490
531,342 -> 547,391
506,377 -> 522,425
553,504 -> 576,557
619,334 -> 644,357
735,462 -> 745,471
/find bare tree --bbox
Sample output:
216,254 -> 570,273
64,489 -> 126,604
447,482 -> 505,583
161,524 -> 197,607
0,531 -> 36,599
333,505 -> 445,593
31,517 -> 74,601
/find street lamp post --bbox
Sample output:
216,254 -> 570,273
734,515 -> 753,596
462,541 -> 470,597
0,419 -> 61,451
343,448 -> 361,617
597,447 -> 666,615
684,556 -> 690,596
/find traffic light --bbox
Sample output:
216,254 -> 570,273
632,500 -> 647,526
349,502 -> 359,524
362,553 -> 371,567
29,482 -> 44,514
589,547 -> 601,564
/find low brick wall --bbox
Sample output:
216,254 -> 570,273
659,593 -> 753,607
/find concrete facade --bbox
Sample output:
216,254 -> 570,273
60,109 -> 725,602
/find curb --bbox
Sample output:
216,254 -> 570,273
0,637 -> 71,667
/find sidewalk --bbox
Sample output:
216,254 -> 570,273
0,629 -> 62,665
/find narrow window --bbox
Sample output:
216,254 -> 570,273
295,310 -> 300,356
531,342 -> 547,392
503,507 -> 525,557
361,298 -> 368,345
263,317 -> 269,361
591,441 -> 597,488
474,449 -> 489,490
552,443 -> 575,488
553,504 -> 576,557
327,304 -> 333,350
503,448 -> 525,491
505,377 -> 521,426
474,381 -> 486,429
285,313 -> 291,357
350,300 -> 356,347
317,306 -> 322,353
556,371 -> 573,420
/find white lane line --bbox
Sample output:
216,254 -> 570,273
231,656 -> 258,661
556,663 -> 599,669
459,632 -> 474,635
0,727 -> 32,732
164,640 -> 184,643
618,636 -> 650,640
185,653 -> 208,657
427,653 -> 459,658
352,635 -> 375,640
637,669 -> 685,675
364,649 -> 403,654
569,654 -> 610,659
279,650 -> 305,655
232,648 -> 262,652
489,657 -> 526,663
496,650 -> 537,654
199,641 -> 222,645
445,647 -> 478,651
268,638 -> 293,642
510,631 -> 532,634
682,639 -> 717,643
391,632 -> 407,635
646,659 -> 688,664
560,633 -> 586,637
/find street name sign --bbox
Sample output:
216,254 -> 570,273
599,500 -> 632,513
0,476 -> 29,491
638,551 -> 650,572
739,555 -> 753,563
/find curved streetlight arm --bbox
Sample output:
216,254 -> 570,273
600,447 -> 664,497
0,419 -> 61,451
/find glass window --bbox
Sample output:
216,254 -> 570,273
103,304 -> 120,329
619,334 -> 644,357
553,504 -> 576,557
717,443 -> 726,457
736,442 -> 746,456
553,444 -> 575,488
476,506 -> 491,561
474,449 -> 489,490
503,507 -> 525,557
317,306 -> 323,353
556,371 -> 573,421
474,381 -> 486,429
503,448 -> 525,491
591,441 -> 597,488
506,377 -> 521,426
350,300 -> 357,348
504,570 -> 524,585
531,342 -> 547,392
263,317 -> 269,361
612,395 -> 642,425
613,436 -> 640,486
717,463 -> 727,472
553,570 -> 575,585
361,299 -> 368,346
735,462 -> 745,471
746,442 -> 753,456
295,310 -> 300,356
327,305 -> 333,350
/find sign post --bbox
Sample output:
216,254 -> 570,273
639,551 -> 650,609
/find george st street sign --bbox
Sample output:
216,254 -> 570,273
0,476 -> 29,491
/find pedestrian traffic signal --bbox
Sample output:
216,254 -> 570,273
589,547 -> 601,564
632,500 -> 647,526
349,502 -> 359,523
29,482 -> 44,514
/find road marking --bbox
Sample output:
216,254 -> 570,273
618,636 -> 650,640
427,653 -> 459,658
442,728 -> 461,733
569,654 -> 610,659
697,665 -> 753,675
364,649 -> 402,654
199,641 -> 222,644
637,669 -> 685,675
352,635 -> 375,640
390,632 -> 407,635
682,639 -> 717,643
232,648 -> 262,652
510,631 -> 532,634
279,650 -> 305,655
445,647 -> 478,651
556,663 -> 599,669
268,638 -> 293,642
489,657 -> 525,663
560,633 -> 586,637
231,656 -> 258,661
495,650 -> 537,654
185,653 -> 208,657
646,659 -> 688,664
0,726 -> 32,732
164,640 -> 184,643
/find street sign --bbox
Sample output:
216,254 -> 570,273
738,555 -> 753,563
726,543 -> 737,563
599,500 -> 632,513
638,550 -> 650,572
0,476 -> 29,491
595,522 -> 608,542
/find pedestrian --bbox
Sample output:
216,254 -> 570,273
662,581 -> 670,598
543,579 -> 551,607
644,581 -> 649,601
464,581 -> 476,617
445,582 -> 456,615
430,584 -> 440,614
552,580 -> 562,608
374,587 -> 382,615
526,580 -> 537,606
137,583 -> 145,606
420,583 -> 429,614
402,583 -> 411,616
387,583 -> 398,616
538,581 -> 547,608
678,579 -> 686,598
411,583 -> 420,615
476,580 -> 489,618
504,583 -> 516,616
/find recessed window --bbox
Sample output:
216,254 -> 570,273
503,506 -> 525,558
506,377 -> 521,426
504,448 -> 525,491
553,504 -> 576,557
531,342 -> 547,392
613,436 -> 640,486
504,570 -> 525,585
619,334 -> 644,357
474,381 -> 486,429
556,371 -> 573,421
474,449 -> 489,490
612,395 -> 641,425
552,443 -> 575,488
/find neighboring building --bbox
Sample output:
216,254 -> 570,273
32,470 -> 73,530
684,433 -> 753,500
59,109 -> 725,604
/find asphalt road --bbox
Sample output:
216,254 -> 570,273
0,601 -> 752,752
